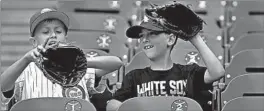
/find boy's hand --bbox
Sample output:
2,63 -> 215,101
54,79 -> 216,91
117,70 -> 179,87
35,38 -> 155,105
24,45 -> 46,63
24,37 -> 50,63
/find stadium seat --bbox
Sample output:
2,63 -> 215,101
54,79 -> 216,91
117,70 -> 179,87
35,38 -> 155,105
222,97 -> 264,111
125,48 -> 208,74
230,33 -> 264,56
232,1 -> 264,17
172,48 -> 205,66
117,96 -> 203,111
225,49 -> 264,84
10,97 -> 96,111
172,37 -> 222,66
67,31 -> 127,59
229,17 -> 264,43
125,51 -> 150,74
221,73 -> 264,107
230,1 -> 264,45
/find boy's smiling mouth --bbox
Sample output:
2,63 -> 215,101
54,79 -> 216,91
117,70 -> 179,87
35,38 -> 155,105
48,40 -> 57,45
144,45 -> 154,50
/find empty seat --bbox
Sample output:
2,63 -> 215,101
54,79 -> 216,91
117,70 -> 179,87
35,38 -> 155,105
230,1 -> 264,44
222,97 -> 264,111
221,73 -> 264,107
67,31 -> 127,58
125,51 -> 150,74
230,17 -> 264,42
117,96 -> 203,111
225,49 -> 264,84
230,33 -> 264,56
173,37 -> 223,66
232,1 -> 264,17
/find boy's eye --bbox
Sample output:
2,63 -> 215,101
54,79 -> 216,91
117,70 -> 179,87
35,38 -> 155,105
139,34 -> 144,38
43,31 -> 49,34
56,31 -> 62,33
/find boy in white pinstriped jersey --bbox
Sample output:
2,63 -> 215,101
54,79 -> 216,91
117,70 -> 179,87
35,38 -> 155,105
0,8 -> 123,109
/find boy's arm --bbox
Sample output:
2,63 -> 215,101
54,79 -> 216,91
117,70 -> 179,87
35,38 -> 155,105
1,45 -> 45,92
190,34 -> 225,84
0,56 -> 30,92
86,56 -> 123,77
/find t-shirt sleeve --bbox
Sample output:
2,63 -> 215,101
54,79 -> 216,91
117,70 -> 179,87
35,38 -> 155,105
113,70 -> 136,102
180,63 -> 213,91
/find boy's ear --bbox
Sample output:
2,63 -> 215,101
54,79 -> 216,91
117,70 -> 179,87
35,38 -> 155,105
29,37 -> 38,47
167,34 -> 177,46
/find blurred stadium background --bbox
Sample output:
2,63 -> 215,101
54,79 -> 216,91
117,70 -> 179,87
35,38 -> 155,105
1,0 -> 264,111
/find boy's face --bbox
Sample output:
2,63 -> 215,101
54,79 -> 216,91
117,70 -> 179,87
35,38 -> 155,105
139,29 -> 174,60
33,19 -> 67,46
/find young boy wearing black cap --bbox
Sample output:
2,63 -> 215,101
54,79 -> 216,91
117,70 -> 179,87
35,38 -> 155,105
0,8 -> 123,107
107,2 -> 225,111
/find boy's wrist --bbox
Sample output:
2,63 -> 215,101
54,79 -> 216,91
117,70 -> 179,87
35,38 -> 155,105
22,54 -> 33,64
190,34 -> 203,45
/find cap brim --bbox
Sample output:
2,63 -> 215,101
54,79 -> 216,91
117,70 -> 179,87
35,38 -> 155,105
126,26 -> 145,39
126,21 -> 164,38
30,11 -> 69,37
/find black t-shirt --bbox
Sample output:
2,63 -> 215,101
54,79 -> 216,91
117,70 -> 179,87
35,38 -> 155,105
113,63 -> 212,102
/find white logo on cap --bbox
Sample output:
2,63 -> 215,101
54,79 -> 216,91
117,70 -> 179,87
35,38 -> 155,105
41,8 -> 53,14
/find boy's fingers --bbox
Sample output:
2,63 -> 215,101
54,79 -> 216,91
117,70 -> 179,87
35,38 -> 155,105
43,37 -> 51,48
34,50 -> 41,57
31,52 -> 37,60
37,45 -> 46,53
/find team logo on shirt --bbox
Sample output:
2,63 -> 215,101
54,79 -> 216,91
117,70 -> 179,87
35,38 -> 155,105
62,85 -> 86,99
171,99 -> 188,111
65,100 -> 82,111
137,80 -> 187,97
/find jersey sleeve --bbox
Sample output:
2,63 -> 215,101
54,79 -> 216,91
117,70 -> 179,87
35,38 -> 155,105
179,63 -> 213,91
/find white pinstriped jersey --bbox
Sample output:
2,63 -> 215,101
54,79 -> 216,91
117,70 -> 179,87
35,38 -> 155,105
14,62 -> 95,102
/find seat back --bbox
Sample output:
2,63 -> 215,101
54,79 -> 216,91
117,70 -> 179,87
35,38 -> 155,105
231,33 -> 264,56
118,96 -> 203,111
125,48 -> 207,75
222,73 -> 264,106
225,49 -> 264,84
125,51 -> 150,74
230,1 -> 264,42
222,97 -> 264,111
10,97 -> 96,111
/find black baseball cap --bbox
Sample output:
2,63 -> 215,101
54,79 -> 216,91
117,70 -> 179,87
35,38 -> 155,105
30,8 -> 69,37
126,19 -> 165,39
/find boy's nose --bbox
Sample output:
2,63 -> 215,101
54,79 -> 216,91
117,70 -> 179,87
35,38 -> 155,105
50,32 -> 57,39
